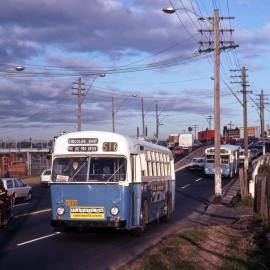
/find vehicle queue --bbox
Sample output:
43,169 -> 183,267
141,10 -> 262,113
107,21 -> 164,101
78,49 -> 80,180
0,132 -> 264,231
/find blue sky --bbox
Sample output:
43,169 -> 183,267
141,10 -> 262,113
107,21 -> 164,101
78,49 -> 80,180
0,0 -> 269,140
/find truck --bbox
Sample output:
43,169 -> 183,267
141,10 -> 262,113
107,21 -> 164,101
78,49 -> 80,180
167,133 -> 180,148
198,130 -> 214,143
179,134 -> 194,149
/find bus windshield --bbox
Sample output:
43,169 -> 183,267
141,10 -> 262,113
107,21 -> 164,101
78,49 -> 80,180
221,155 -> 230,164
52,156 -> 127,182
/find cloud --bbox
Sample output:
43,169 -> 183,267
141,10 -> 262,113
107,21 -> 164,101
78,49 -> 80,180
0,0 -> 197,62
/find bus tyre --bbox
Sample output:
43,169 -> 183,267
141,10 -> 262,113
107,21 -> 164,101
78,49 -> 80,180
131,200 -> 149,236
160,194 -> 172,222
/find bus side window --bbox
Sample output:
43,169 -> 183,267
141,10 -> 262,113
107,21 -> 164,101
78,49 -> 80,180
139,153 -> 147,177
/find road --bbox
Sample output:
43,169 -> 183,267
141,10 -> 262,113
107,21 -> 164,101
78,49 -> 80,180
0,165 -> 231,270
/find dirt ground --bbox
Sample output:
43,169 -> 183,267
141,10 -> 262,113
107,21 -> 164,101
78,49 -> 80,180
119,219 -> 270,270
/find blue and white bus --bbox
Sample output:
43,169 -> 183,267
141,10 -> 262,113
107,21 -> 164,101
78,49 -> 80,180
50,131 -> 175,233
204,144 -> 240,178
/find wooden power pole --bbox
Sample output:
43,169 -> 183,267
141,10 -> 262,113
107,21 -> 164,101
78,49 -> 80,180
199,9 -> 237,202
72,77 -> 85,131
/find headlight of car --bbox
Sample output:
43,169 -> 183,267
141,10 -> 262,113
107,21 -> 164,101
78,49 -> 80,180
56,207 -> 65,216
110,207 -> 119,216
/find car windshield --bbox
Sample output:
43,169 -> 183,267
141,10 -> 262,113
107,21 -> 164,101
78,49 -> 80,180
52,156 -> 127,182
44,170 -> 51,175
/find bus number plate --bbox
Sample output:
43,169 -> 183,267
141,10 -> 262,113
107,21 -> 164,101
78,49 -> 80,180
65,200 -> 78,206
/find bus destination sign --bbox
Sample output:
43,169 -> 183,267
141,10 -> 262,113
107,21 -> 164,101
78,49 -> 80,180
68,146 -> 98,152
68,138 -> 98,144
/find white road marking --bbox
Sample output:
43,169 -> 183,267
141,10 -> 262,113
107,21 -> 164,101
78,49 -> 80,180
195,178 -> 203,182
14,208 -> 51,219
180,184 -> 191,189
14,203 -> 29,208
17,232 -> 61,247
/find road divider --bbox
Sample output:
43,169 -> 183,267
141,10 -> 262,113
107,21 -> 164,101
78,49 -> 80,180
17,232 -> 61,247
195,178 -> 203,182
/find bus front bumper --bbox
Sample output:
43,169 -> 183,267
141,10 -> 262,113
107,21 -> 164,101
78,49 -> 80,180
51,219 -> 126,229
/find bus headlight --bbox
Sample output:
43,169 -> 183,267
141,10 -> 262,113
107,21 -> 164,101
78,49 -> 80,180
56,207 -> 65,216
110,207 -> 119,216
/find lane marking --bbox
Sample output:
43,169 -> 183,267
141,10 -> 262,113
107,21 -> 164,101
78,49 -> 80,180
14,203 -> 29,207
175,164 -> 191,172
180,184 -> 191,189
195,178 -> 203,182
17,232 -> 61,247
14,208 -> 51,219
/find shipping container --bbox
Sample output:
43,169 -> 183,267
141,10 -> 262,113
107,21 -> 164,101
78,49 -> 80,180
198,130 -> 214,143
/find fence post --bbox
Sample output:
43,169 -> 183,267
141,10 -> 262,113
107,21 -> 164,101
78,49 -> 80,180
254,175 -> 261,214
267,177 -> 270,225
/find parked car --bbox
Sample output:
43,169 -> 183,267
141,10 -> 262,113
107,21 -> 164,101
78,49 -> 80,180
41,169 -> 52,185
249,145 -> 263,156
249,148 -> 260,159
0,178 -> 32,201
188,157 -> 205,170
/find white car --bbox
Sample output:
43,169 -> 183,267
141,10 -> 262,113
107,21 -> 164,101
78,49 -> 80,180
0,178 -> 32,201
189,157 -> 205,170
239,149 -> 251,164
41,169 -> 52,185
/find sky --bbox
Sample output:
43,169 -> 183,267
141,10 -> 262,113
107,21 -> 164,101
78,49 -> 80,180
0,0 -> 269,141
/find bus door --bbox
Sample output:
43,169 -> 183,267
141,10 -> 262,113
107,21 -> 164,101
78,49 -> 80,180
130,154 -> 141,227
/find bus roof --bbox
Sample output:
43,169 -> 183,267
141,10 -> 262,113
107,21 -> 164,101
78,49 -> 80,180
53,131 -> 172,157
205,144 -> 241,153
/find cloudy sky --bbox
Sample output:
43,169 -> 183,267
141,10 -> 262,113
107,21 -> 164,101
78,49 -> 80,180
0,0 -> 269,140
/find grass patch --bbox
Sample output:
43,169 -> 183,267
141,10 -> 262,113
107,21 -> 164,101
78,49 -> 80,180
177,230 -> 208,245
119,222 -> 269,270
230,193 -> 253,208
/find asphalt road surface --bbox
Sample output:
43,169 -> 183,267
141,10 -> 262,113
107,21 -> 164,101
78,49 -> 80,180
0,167 -> 231,270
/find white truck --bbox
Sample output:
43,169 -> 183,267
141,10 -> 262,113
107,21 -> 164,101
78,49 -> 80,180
179,134 -> 194,149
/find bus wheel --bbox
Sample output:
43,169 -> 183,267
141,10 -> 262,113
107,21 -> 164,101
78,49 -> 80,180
141,200 -> 149,229
160,195 -> 172,222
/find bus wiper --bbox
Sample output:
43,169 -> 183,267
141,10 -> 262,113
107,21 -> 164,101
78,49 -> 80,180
105,163 -> 124,184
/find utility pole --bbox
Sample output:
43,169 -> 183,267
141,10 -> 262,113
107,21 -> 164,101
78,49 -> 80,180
192,124 -> 198,140
227,121 -> 234,130
242,67 -> 249,174
141,97 -> 145,137
206,115 -> 214,130
259,90 -> 267,155
112,97 -> 115,133
231,67 -> 250,174
156,103 -> 159,142
199,9 -> 237,202
72,77 -> 85,131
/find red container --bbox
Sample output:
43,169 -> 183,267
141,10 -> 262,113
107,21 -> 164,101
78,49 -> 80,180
198,130 -> 214,143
